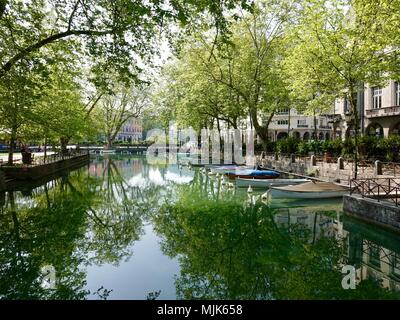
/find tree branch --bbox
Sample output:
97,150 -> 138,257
68,0 -> 81,31
0,29 -> 113,78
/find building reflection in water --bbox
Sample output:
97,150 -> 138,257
344,219 -> 400,292
273,203 -> 400,292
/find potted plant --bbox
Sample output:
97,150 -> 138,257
323,140 -> 334,163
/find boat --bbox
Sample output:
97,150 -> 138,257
268,181 -> 349,199
236,178 -> 310,188
209,165 -> 250,174
226,169 -> 280,180
188,161 -> 213,168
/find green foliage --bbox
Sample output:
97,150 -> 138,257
270,136 -> 400,161
358,136 -> 383,160
256,141 -> 275,153
296,141 -> 310,156
95,83 -> 149,148
276,137 -> 299,154
379,135 -> 400,162
154,1 -> 294,142
308,140 -> 323,154
0,156 -> 163,299
341,138 -> 355,159
284,0 -> 389,116
0,0 -> 252,82
322,139 -> 343,157
153,189 -> 400,300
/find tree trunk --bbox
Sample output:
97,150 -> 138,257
107,139 -> 113,149
8,126 -> 17,166
313,109 -> 317,140
350,89 -> 359,180
60,137 -> 70,156
249,109 -> 268,144
107,129 -> 121,149
106,132 -> 115,149
44,136 -> 48,163
216,118 -> 222,152
232,117 -> 238,130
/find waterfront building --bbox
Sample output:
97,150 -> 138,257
212,87 -> 398,143
268,108 -> 333,141
231,108 -> 334,143
333,81 -> 400,139
116,118 -> 143,143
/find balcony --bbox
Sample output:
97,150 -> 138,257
297,124 -> 309,128
366,106 -> 400,118
326,114 -> 343,124
319,125 -> 332,129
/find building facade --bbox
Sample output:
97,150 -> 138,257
117,118 -> 143,143
268,108 -> 333,141
334,80 -> 400,139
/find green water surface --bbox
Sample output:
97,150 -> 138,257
1,155 -> 400,300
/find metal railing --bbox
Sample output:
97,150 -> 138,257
366,106 -> 400,118
350,178 -> 400,206
0,151 -> 89,167
31,151 -> 89,166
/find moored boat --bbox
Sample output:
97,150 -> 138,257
209,165 -> 250,174
269,182 -> 349,199
188,162 -> 206,168
236,178 -> 310,188
226,169 -> 280,180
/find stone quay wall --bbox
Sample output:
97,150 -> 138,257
343,194 -> 400,232
258,153 -> 395,185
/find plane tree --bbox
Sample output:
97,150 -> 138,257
0,0 -> 254,82
156,1 -> 295,146
283,0 -> 389,178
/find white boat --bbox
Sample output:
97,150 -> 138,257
269,182 -> 349,199
236,178 -> 310,188
210,165 -> 250,174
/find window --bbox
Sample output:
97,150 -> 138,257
297,119 -> 308,128
372,87 -> 383,109
396,82 -> 400,106
277,108 -> 289,115
391,253 -> 400,278
277,120 -> 288,125
344,98 -> 349,114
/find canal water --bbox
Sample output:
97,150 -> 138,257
1,155 -> 400,300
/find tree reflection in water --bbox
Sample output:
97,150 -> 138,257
153,187 -> 400,300
2,155 -> 400,300
0,156 -> 163,299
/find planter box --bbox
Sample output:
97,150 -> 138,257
324,152 -> 333,163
